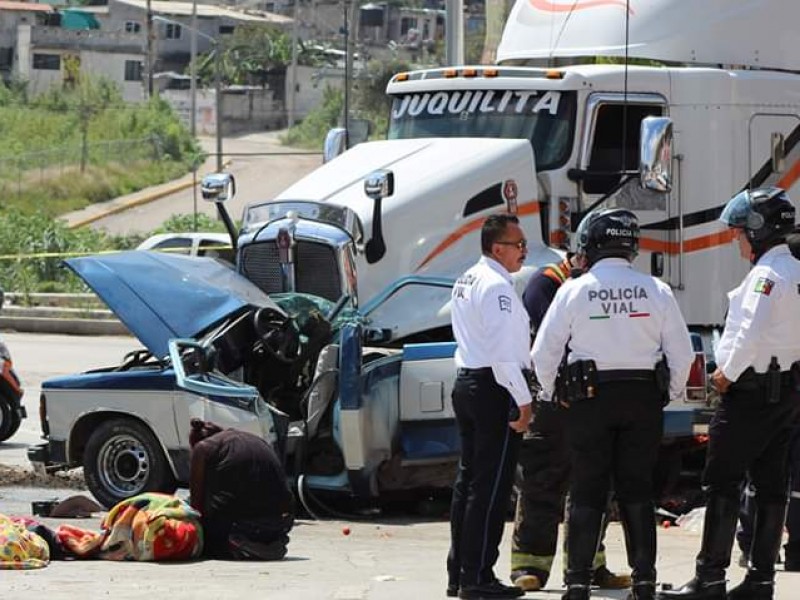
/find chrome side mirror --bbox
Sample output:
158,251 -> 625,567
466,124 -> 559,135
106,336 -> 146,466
201,173 -> 236,203
364,169 -> 394,201
639,116 -> 673,194
364,169 -> 394,264
323,128 -> 348,163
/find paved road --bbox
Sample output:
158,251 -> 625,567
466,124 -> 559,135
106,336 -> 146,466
63,131 -> 322,236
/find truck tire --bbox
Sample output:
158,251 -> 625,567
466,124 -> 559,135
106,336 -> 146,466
0,395 -> 21,442
83,418 -> 177,509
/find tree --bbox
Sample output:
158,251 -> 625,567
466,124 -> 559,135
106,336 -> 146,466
194,24 -> 292,87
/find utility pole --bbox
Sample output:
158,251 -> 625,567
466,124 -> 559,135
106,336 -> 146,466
190,0 -> 198,230
190,0 -> 197,138
146,0 -> 155,97
214,44 -> 223,172
288,0 -> 299,128
445,0 -> 464,66
342,0 -> 350,147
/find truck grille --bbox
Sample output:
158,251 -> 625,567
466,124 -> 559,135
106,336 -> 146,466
239,240 -> 342,302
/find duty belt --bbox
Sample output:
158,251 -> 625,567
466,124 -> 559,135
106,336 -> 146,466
597,369 -> 655,383
457,367 -> 533,379
457,367 -> 493,377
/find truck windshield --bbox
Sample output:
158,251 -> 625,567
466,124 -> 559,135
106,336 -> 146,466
387,89 -> 576,171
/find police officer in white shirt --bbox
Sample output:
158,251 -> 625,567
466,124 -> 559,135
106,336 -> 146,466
661,188 -> 800,600
447,214 -> 532,600
532,208 -> 694,600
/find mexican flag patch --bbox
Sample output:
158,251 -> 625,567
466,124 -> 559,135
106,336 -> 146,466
754,277 -> 775,296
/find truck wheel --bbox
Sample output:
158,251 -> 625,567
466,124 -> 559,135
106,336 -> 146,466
0,396 -> 22,442
83,418 -> 177,509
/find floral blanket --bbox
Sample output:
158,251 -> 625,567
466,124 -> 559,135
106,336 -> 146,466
57,493 -> 203,561
0,514 -> 50,569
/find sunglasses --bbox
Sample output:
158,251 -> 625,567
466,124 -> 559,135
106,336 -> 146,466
495,239 -> 528,250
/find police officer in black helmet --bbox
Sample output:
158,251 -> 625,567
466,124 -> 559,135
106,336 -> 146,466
660,187 -> 800,600
533,207 -> 693,600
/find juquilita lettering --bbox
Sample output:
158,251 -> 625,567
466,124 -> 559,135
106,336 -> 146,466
392,90 -> 562,119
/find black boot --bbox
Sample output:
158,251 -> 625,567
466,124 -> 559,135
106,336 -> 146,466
726,577 -> 773,600
628,582 -> 656,600
561,585 -> 590,600
619,502 -> 657,584
747,500 -> 786,583
784,541 -> 800,571
564,505 -> 604,592
658,494 -> 739,599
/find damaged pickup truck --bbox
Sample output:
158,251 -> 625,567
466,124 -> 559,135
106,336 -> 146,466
27,251 -> 459,509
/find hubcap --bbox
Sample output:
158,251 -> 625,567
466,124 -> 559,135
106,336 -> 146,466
96,434 -> 150,497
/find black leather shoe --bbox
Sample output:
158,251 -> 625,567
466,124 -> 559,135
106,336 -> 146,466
657,577 -> 726,599
447,584 -> 459,597
459,580 -> 525,599
727,577 -> 773,600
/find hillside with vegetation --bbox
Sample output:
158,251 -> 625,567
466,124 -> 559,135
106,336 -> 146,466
0,76 -> 200,294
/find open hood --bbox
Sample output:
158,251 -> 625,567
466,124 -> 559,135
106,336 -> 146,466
497,0 -> 800,72
66,251 -> 283,359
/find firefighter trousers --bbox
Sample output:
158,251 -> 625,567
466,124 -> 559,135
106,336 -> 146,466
511,404 -> 614,585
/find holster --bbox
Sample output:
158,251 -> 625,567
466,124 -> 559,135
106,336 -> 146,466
731,357 -> 790,404
766,356 -> 782,404
564,359 -> 598,403
792,361 -> 800,392
654,357 -> 671,406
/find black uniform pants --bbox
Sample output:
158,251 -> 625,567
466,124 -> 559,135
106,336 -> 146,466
786,426 -> 800,560
448,369 -> 522,588
511,405 -> 613,582
737,424 -> 800,558
698,384 -> 800,579
568,381 -> 663,508
565,380 -> 662,585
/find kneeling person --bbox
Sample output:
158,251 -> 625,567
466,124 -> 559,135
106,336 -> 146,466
189,419 -> 294,560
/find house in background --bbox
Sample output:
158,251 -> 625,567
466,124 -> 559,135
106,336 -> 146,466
3,0 -> 292,104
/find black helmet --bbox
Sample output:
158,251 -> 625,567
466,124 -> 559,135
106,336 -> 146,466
575,208 -> 640,265
719,187 -> 795,252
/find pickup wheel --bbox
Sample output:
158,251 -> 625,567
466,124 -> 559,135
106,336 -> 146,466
0,395 -> 22,442
83,418 -> 177,509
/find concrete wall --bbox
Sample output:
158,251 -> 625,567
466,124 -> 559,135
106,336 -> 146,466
82,50 -> 146,102
162,85 -> 284,134
288,64 -> 344,122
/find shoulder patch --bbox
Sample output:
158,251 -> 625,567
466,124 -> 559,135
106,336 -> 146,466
753,277 -> 775,296
498,295 -> 512,312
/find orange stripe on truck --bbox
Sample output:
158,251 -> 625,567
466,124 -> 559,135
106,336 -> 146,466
415,201 -> 540,271
778,158 -> 800,190
639,229 -> 737,254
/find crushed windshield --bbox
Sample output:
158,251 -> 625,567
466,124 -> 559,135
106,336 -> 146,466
387,89 -> 576,171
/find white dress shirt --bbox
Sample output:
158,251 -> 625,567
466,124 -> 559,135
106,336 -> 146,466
532,258 -> 694,402
716,244 -> 800,380
451,256 -> 533,407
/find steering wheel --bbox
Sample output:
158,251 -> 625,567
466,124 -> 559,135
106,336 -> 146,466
253,307 -> 302,364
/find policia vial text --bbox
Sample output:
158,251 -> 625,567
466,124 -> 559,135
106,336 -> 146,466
588,286 -> 648,316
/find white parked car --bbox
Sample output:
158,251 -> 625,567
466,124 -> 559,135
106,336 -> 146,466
136,232 -> 234,264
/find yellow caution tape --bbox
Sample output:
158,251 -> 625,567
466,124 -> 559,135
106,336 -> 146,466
0,245 -> 233,261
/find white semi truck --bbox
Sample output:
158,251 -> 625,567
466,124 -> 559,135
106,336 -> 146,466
221,0 -> 799,487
